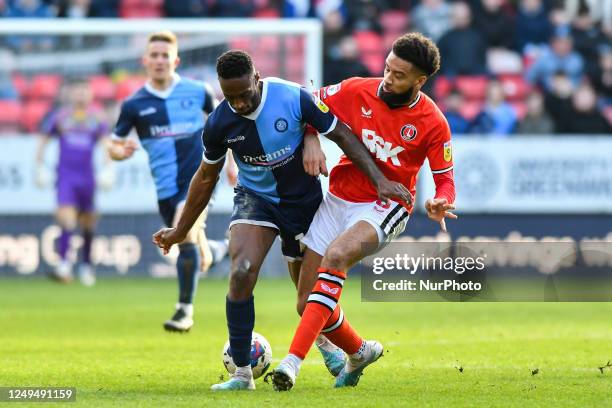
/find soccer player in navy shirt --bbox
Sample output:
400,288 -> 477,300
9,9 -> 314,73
153,50 -> 410,390
108,31 -> 232,333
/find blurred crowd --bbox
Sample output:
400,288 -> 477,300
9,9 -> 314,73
0,0 -> 611,135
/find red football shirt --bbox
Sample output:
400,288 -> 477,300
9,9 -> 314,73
319,77 -> 454,211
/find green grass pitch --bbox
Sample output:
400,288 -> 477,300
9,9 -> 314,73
1,277 -> 611,407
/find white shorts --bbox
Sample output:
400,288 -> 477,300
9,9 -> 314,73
302,192 -> 409,256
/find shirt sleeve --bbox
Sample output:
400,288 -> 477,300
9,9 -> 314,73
318,79 -> 354,115
202,82 -> 218,115
112,101 -> 135,139
427,119 -> 454,176
298,87 -> 338,135
201,116 -> 227,164
39,109 -> 58,137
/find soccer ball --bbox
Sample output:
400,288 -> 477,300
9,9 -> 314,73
222,332 -> 272,379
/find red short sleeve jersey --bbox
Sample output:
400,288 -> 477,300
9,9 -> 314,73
319,77 -> 454,211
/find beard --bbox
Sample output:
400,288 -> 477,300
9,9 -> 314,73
379,86 -> 415,109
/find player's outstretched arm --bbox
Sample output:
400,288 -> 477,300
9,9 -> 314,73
324,122 -> 413,204
152,159 -> 223,254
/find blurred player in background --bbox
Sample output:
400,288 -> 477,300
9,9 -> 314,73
272,33 -> 457,390
35,78 -> 111,287
108,31 -> 233,333
153,50 -> 410,391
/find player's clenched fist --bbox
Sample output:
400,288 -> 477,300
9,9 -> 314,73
152,227 -> 185,255
425,198 -> 457,232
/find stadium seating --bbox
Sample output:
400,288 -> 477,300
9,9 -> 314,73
499,74 -> 531,102
29,75 -> 62,100
0,100 -> 22,132
115,77 -> 145,101
89,75 -> 116,101
354,31 -> 385,75
455,76 -> 489,101
119,0 -> 162,18
20,100 -> 52,133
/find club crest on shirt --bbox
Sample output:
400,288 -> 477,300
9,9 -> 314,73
400,124 -> 417,142
444,141 -> 452,162
275,118 -> 288,132
181,98 -> 194,109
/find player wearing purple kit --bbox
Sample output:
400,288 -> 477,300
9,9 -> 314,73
36,78 -> 111,286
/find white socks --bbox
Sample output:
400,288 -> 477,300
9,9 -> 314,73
316,335 -> 337,352
283,354 -> 303,376
177,303 -> 193,317
233,365 -> 253,382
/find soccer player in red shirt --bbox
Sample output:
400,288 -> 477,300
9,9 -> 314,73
270,33 -> 457,390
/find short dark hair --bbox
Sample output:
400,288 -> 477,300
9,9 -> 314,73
392,33 -> 440,77
216,50 -> 254,79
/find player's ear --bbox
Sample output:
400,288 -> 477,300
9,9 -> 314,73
254,70 -> 260,83
174,55 -> 181,69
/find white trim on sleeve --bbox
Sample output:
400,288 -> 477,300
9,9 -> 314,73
431,165 -> 454,174
319,116 -> 338,136
202,151 -> 227,164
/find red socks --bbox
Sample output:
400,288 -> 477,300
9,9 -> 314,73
289,267 -> 363,358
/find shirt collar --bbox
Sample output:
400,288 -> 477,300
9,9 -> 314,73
145,73 -> 181,99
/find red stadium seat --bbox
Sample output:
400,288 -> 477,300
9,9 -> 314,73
89,75 -> 116,101
603,106 -> 612,126
254,8 -> 280,18
230,36 -> 253,51
11,74 -> 29,99
115,77 -> 145,101
120,0 -> 162,18
459,100 -> 483,121
354,31 -> 383,53
284,36 -> 305,57
20,100 -> 51,133
363,53 -> 385,76
354,31 -> 385,75
433,76 -> 453,101
455,76 -> 489,101
29,74 -> 62,100
499,74 -> 531,101
0,100 -> 22,131
380,10 -> 409,34
510,101 -> 527,120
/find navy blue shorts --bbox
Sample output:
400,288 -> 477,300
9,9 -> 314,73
157,183 -> 189,228
230,185 -> 322,261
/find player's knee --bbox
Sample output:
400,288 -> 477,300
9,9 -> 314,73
323,245 -> 348,270
229,258 -> 255,299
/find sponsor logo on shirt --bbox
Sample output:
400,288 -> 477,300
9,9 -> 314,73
149,122 -> 194,137
326,83 -> 341,97
139,107 -> 157,116
227,135 -> 245,143
361,106 -> 372,118
362,129 -> 405,166
444,141 -> 452,162
242,145 -> 293,165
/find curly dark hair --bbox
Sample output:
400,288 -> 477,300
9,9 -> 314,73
392,33 -> 440,77
216,50 -> 254,79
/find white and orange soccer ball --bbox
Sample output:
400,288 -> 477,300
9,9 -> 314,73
221,332 -> 272,380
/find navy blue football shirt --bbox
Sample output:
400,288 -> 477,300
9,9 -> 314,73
202,77 -> 338,204
113,73 -> 216,200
